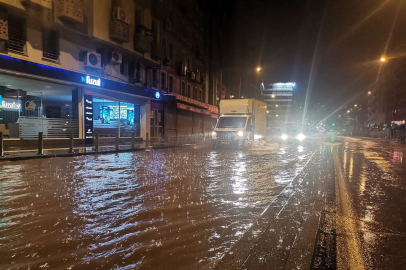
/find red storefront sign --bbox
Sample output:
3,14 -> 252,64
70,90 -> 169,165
172,93 -> 219,114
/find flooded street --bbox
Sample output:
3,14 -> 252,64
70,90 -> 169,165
335,138 -> 406,269
0,142 -> 315,270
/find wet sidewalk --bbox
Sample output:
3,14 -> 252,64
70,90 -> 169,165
0,142 -> 181,161
213,147 -> 332,270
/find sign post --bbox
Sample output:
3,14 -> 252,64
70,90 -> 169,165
84,95 -> 94,145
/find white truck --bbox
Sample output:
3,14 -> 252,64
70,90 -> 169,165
211,99 -> 267,148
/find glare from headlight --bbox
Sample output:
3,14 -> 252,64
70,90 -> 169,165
237,131 -> 244,137
254,134 -> 262,140
297,133 -> 305,141
212,131 -> 217,136
281,134 -> 288,140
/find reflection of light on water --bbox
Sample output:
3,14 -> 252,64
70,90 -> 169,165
392,149 -> 402,163
297,146 -> 303,152
232,159 -> 247,194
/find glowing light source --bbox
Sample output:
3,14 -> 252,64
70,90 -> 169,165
281,134 -> 288,140
380,57 -> 386,62
256,67 -> 261,72
237,131 -> 244,137
271,94 -> 275,98
368,91 -> 372,95
297,133 -> 305,141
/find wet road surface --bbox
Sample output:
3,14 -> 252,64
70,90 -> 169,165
335,137 -> 406,269
0,142 -> 315,270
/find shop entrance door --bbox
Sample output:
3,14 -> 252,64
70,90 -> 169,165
150,109 -> 163,138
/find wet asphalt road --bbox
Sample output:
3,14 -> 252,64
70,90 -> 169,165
335,137 -> 406,270
0,141 -> 315,270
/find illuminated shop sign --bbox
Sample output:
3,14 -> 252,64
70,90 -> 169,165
391,120 -> 405,125
82,76 -> 101,86
84,94 -> 94,144
1,98 -> 21,111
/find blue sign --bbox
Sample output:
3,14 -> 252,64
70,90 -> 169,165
155,91 -> 161,99
82,75 -> 101,86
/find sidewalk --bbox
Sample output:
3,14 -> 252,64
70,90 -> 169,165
0,142 -> 182,161
213,147 -> 333,270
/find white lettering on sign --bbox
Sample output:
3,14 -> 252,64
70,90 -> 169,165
2,100 -> 21,111
84,76 -> 101,86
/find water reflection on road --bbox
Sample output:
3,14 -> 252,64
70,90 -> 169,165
0,143 -> 314,269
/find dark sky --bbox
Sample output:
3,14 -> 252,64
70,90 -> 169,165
230,0 -> 406,121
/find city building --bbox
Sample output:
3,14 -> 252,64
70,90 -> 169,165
261,82 -> 295,133
0,0 -> 220,146
160,0 -> 218,137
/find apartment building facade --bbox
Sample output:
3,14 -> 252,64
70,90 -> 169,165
0,0 -> 218,144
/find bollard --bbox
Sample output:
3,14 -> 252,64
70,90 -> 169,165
68,133 -> 74,153
132,132 -> 135,150
95,133 -> 99,153
146,133 -> 150,148
0,132 -> 3,157
116,133 -> 119,151
37,132 -> 44,155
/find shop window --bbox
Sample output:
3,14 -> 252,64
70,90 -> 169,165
181,81 -> 186,96
8,16 -> 27,55
187,84 -> 191,97
169,76 -> 174,93
42,28 -> 59,62
161,72 -> 167,91
151,69 -> 158,89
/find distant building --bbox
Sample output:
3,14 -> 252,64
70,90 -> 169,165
261,82 -> 295,133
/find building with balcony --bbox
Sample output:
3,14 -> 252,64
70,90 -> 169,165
0,0 -> 220,146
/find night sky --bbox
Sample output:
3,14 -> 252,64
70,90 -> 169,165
228,0 -> 405,121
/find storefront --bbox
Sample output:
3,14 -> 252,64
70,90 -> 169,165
163,93 -> 218,136
0,55 -> 161,142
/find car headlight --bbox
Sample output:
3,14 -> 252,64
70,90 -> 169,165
281,134 -> 288,140
237,131 -> 244,137
297,133 -> 305,141
254,134 -> 262,140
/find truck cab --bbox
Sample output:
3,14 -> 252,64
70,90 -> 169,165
211,99 -> 267,148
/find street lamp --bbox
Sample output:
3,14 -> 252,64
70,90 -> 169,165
380,57 -> 386,62
368,91 -> 372,95
347,110 -> 350,113
256,67 -> 262,72
354,104 -> 358,107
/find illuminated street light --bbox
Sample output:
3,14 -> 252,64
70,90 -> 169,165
347,110 -> 350,113
380,57 -> 386,62
256,67 -> 262,72
354,104 -> 358,107
368,91 -> 372,95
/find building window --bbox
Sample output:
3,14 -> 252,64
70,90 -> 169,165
151,69 -> 158,89
8,16 -> 27,55
187,84 -> 191,97
193,87 -> 197,101
181,81 -> 186,96
187,55 -> 192,71
152,19 -> 158,44
42,28 -> 59,62
169,76 -> 174,92
169,42 -> 174,61
161,72 -> 167,91
182,52 -> 187,64
135,8 -> 143,26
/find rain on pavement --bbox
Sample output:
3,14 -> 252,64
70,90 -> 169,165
335,137 -> 406,269
0,142 -> 315,270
